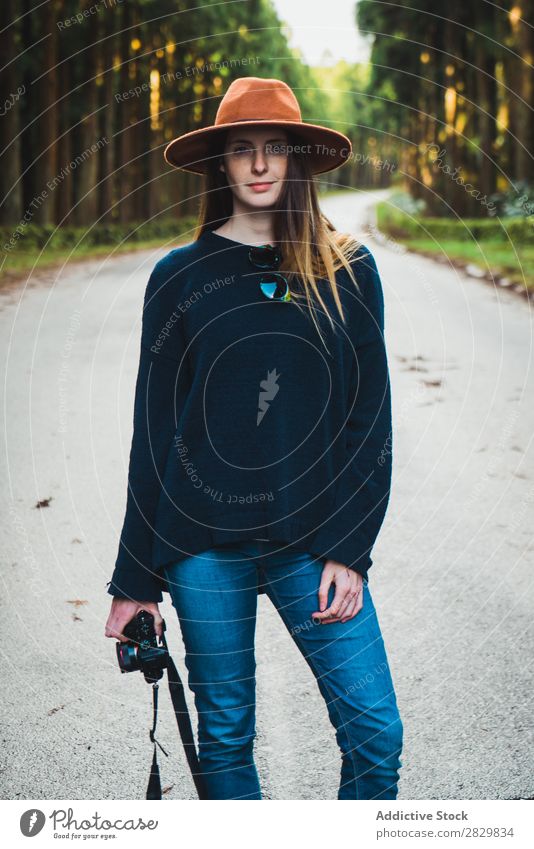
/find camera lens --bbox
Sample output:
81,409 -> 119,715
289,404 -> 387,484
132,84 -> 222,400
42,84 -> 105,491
116,641 -> 139,672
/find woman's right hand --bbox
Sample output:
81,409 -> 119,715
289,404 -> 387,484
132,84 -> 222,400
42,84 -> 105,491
104,597 -> 164,642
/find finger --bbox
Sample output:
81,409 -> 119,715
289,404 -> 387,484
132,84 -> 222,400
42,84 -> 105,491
316,580 -> 362,624
313,598 -> 342,622
315,613 -> 344,625
319,579 -> 350,620
343,581 -> 364,617
342,587 -> 364,622
319,602 -> 358,625
105,622 -> 128,641
336,586 -> 358,620
317,574 -> 332,613
104,620 -> 117,639
145,606 -> 164,638
340,597 -> 357,622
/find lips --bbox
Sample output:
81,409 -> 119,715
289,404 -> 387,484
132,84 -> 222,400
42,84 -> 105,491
247,182 -> 275,192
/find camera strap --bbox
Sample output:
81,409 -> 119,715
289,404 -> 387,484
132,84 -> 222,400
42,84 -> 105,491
146,655 -> 208,800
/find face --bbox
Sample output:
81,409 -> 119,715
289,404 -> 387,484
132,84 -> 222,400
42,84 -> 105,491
218,126 -> 289,208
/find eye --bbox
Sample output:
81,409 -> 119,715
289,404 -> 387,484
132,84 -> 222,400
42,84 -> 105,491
270,143 -> 288,155
232,145 -> 252,155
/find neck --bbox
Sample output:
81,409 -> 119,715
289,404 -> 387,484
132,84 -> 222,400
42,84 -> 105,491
215,206 -> 276,246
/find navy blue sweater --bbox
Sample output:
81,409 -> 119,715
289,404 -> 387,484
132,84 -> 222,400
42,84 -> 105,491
106,229 -> 392,602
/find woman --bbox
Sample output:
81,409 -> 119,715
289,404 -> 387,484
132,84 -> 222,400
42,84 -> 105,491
105,77 -> 403,800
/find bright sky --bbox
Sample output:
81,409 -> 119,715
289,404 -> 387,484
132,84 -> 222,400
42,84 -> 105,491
270,0 -> 371,66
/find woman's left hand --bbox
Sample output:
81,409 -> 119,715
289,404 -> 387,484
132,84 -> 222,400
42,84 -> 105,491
312,560 -> 364,624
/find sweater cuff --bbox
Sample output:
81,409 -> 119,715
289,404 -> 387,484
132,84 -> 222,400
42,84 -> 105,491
106,568 -> 163,602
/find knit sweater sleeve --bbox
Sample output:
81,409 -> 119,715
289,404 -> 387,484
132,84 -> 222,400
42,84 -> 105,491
106,254 -> 189,602
310,245 -> 392,579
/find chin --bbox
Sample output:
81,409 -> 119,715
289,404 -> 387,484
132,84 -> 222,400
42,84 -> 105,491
240,188 -> 281,208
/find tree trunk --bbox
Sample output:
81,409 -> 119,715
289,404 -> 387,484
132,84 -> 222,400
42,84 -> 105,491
72,1 -> 99,226
514,10 -> 534,183
98,9 -> 116,222
0,0 -> 23,225
33,0 -> 59,225
118,0 -> 133,223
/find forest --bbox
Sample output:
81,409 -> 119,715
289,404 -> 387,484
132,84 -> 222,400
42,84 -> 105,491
0,1 -> 532,272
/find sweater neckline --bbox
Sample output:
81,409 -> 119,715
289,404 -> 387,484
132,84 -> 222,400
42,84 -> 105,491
200,229 -> 277,250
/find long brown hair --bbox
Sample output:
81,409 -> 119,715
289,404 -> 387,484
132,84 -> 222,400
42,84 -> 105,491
193,129 -> 366,347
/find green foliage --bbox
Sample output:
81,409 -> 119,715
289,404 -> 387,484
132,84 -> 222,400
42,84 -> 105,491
1,0 -> 332,229
377,201 -> 534,244
387,190 -> 427,216
488,181 -> 534,218
355,0 -> 534,217
0,217 -> 198,253
376,196 -> 534,290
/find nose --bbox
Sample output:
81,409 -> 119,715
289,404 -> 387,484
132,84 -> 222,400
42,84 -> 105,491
252,145 -> 268,174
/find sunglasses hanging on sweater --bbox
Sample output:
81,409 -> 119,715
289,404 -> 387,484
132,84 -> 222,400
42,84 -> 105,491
248,244 -> 291,302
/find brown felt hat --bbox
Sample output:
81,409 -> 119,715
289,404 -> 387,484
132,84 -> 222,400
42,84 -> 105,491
163,76 -> 352,176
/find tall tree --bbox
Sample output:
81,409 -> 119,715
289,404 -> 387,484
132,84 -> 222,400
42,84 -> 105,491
0,0 -> 23,224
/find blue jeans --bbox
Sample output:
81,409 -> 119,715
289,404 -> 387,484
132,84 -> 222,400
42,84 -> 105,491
163,540 -> 403,800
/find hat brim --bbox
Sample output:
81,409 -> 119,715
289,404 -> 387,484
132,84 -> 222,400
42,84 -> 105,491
163,120 -> 352,176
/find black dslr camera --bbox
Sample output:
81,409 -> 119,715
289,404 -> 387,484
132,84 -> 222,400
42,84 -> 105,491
116,609 -> 169,684
113,608 -> 207,799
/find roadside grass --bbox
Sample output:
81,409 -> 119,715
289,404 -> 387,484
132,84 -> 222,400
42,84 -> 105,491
0,236 -> 193,282
0,217 -> 198,286
376,202 -> 534,291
